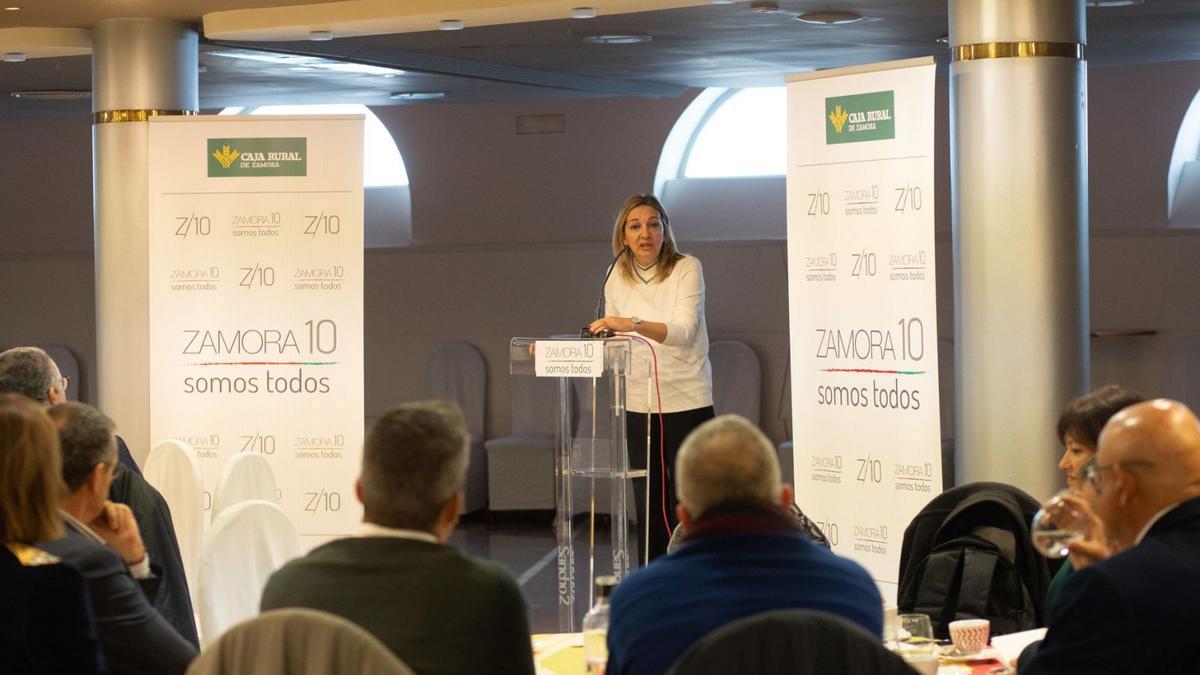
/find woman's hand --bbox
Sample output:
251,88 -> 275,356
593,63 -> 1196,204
588,316 -> 635,335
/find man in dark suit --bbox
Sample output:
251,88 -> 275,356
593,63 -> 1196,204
1021,399 -> 1200,674
38,402 -> 196,675
261,401 -> 535,675
605,415 -> 883,675
0,346 -> 198,646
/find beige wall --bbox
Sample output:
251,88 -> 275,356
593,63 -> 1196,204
1,59 -> 1199,460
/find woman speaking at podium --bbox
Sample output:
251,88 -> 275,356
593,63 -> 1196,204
588,194 -> 713,562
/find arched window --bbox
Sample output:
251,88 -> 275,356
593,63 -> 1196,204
220,104 -> 411,245
654,88 -> 787,240
1168,90 -> 1200,228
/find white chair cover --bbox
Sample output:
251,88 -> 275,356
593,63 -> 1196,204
710,340 -> 762,424
197,500 -> 302,645
211,454 -> 279,522
423,341 -> 488,512
144,438 -> 205,609
484,374 -> 558,510
187,608 -> 415,675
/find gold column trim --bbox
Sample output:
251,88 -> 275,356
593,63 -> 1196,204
951,41 -> 1084,62
94,109 -> 198,124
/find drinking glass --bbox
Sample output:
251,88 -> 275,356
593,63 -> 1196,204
896,613 -> 935,655
1031,489 -> 1091,558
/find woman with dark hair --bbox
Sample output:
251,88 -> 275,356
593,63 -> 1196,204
0,393 -> 105,674
588,194 -> 713,562
1044,384 -> 1145,615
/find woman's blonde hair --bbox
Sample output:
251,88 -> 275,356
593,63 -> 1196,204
610,194 -> 684,283
0,393 -> 64,543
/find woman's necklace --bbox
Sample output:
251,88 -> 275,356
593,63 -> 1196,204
634,260 -> 659,285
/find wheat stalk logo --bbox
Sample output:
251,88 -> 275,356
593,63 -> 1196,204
212,144 -> 240,169
828,105 -> 849,134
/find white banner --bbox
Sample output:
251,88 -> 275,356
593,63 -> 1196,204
785,58 -> 940,598
147,115 -> 364,548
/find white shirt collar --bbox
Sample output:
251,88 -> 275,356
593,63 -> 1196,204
357,522 -> 438,544
1134,503 -> 1180,546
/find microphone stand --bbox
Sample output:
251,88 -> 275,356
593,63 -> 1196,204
581,246 -> 629,338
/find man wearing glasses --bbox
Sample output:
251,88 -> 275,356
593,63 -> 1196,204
0,346 -> 198,647
1021,399 -> 1200,675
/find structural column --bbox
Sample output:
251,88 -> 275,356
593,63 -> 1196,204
950,0 -> 1089,497
93,19 -> 198,461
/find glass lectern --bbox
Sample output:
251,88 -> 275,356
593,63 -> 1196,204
509,336 -> 648,631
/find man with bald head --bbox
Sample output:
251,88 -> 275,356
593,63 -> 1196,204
1022,399 -> 1200,674
604,414 -> 882,675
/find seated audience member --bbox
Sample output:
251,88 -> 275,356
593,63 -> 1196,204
1045,384 -> 1144,616
38,402 -> 197,675
0,394 -> 105,675
0,346 -> 198,646
261,401 -> 536,675
605,414 -> 882,675
1021,399 -> 1200,675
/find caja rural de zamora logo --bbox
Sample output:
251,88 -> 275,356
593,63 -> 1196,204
826,90 -> 895,144
207,137 -> 308,177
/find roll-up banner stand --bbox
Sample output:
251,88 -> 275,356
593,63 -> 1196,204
147,115 -> 365,548
786,57 -> 941,600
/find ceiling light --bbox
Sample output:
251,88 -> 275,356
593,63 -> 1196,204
796,11 -> 864,25
308,30 -> 333,41
581,33 -> 652,45
749,1 -> 781,13
11,89 -> 90,100
1085,0 -> 1143,6
389,91 -> 446,101
570,7 -> 597,19
439,19 -> 464,30
3,52 -> 25,62
3,6 -> 20,11
711,0 -> 735,4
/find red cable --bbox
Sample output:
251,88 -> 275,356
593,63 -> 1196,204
617,332 -> 670,540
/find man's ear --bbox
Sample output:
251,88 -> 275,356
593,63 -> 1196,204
86,463 -> 109,497
676,503 -> 693,529
779,483 -> 794,509
354,478 -> 364,505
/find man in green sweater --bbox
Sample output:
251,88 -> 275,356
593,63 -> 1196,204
260,401 -> 535,675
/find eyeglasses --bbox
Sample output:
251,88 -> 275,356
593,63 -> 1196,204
1083,458 -> 1155,491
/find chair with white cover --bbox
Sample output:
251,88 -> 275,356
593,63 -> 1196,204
186,608 -> 414,675
423,341 -> 488,513
211,453 -> 279,522
197,500 -> 302,645
710,340 -> 762,424
144,438 -> 205,607
484,375 -> 558,510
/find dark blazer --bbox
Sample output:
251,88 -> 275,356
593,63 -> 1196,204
1022,495 -> 1200,675
39,519 -> 197,675
260,536 -> 536,675
0,543 -> 106,675
109,435 -> 199,647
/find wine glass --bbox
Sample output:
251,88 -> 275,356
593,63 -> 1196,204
896,613 -> 935,655
1031,489 -> 1091,558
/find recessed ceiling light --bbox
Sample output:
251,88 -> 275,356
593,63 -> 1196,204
570,7 -> 597,19
3,52 -> 25,62
439,19 -> 464,31
389,91 -> 446,101
3,6 -> 21,11
711,0 -> 734,4
11,89 -> 91,100
581,33 -> 652,45
796,11 -> 864,25
1085,0 -> 1143,6
309,30 -> 333,41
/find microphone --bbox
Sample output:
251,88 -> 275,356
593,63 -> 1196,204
581,245 -> 629,338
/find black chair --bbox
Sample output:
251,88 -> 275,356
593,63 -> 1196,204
665,609 -> 916,675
